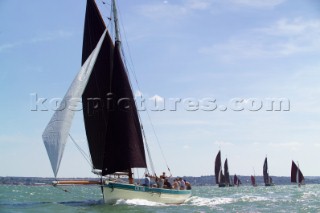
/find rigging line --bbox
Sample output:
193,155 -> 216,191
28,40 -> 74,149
146,110 -> 171,172
108,0 -> 115,42
99,0 -> 111,15
114,3 -> 155,175
144,168 -> 150,176
68,133 -> 93,168
116,2 -> 171,173
101,0 -> 111,6
69,133 -> 90,161
117,4 -> 138,86
101,1 -> 113,30
135,168 -> 141,184
111,2 -> 143,177
114,6 -> 141,114
115,1 -> 141,99
142,126 -> 156,175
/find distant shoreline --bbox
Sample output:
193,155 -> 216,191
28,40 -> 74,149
1,176 -> 320,186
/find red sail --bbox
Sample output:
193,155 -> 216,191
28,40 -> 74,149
234,174 -> 238,185
251,175 -> 256,185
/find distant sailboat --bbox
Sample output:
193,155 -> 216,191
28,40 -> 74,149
214,150 -> 225,187
263,157 -> 274,186
234,174 -> 241,186
42,0 -> 191,204
250,175 -> 257,187
291,161 -> 305,186
224,159 -> 233,187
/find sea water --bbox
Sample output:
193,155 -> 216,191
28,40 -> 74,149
1,184 -> 319,212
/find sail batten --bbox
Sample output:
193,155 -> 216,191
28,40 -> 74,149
42,29 -> 107,177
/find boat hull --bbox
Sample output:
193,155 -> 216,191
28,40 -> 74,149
102,181 -> 192,204
218,183 -> 226,187
265,183 -> 275,186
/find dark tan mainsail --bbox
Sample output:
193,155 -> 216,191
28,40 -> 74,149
291,161 -> 304,183
215,150 -> 224,184
81,0 -> 147,175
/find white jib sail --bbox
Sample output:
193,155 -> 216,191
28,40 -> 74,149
42,30 -> 107,177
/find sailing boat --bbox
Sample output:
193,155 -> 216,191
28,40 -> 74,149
250,175 -> 257,187
291,161 -> 305,186
234,174 -> 241,186
42,0 -> 191,204
251,168 -> 257,187
224,159 -> 233,187
214,150 -> 225,187
263,157 -> 274,186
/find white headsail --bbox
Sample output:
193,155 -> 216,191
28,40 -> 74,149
42,30 -> 107,177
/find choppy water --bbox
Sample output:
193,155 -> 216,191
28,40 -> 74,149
1,184 -> 319,212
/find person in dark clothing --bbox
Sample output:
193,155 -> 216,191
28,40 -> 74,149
163,179 -> 172,189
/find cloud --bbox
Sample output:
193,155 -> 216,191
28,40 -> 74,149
314,143 -> 320,148
137,0 -> 284,21
183,145 -> 190,149
268,142 -> 302,151
214,140 -> 234,146
0,30 -> 73,53
257,18 -> 320,36
199,18 -> 320,60
137,3 -> 187,20
268,142 -> 302,147
186,0 -> 212,10
252,142 -> 261,146
0,134 -> 40,146
229,0 -> 286,8
137,0 -> 212,20
0,135 -> 23,143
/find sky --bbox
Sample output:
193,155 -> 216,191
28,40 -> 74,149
1,0 -> 320,178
